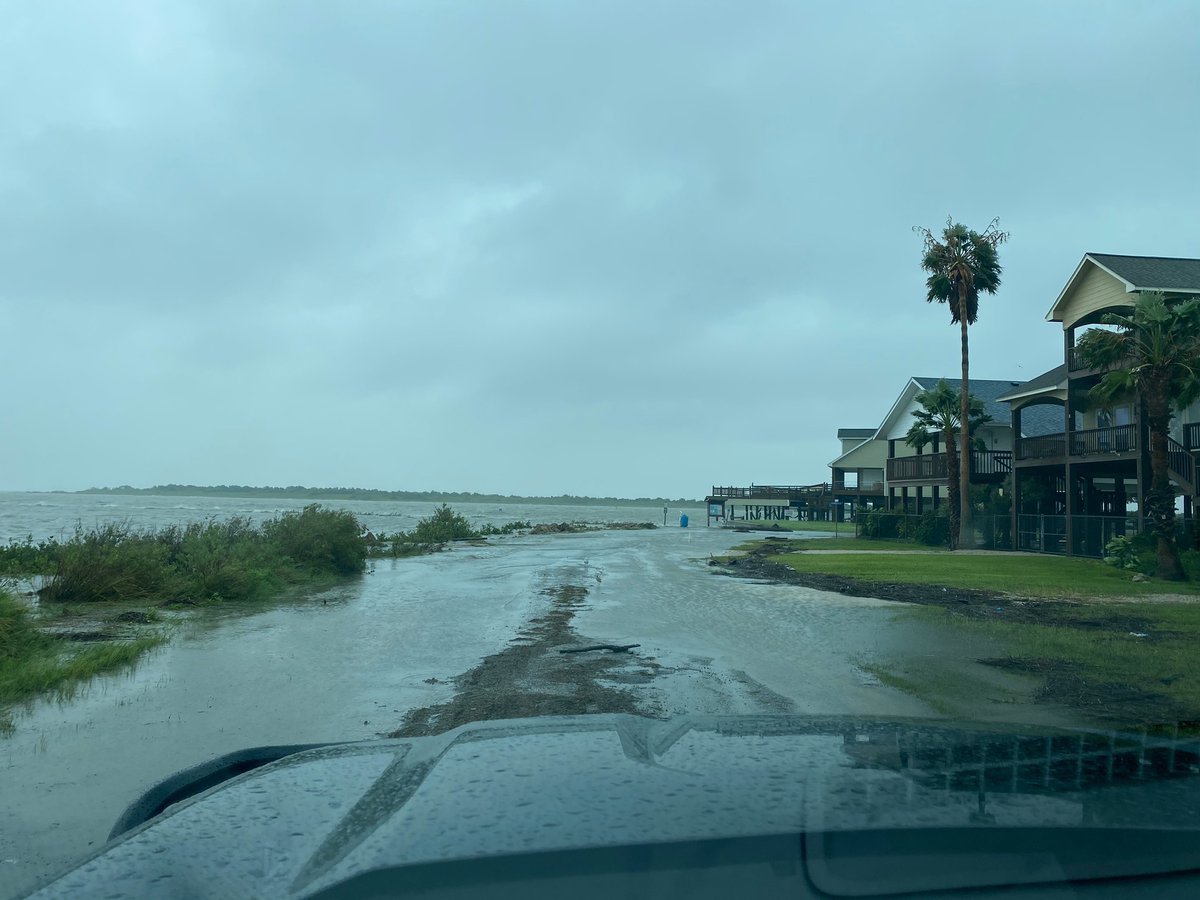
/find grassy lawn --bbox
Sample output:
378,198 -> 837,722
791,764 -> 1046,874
753,546 -> 1200,722
909,602 -> 1200,722
770,550 -> 1200,599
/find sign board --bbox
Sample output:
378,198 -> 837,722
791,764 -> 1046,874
708,503 -> 724,517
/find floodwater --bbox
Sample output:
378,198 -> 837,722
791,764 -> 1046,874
0,494 -> 1056,897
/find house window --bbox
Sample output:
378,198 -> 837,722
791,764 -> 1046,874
1097,408 -> 1113,429
1114,405 -> 1131,427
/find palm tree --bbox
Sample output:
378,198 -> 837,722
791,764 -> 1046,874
1074,291 -> 1200,581
905,380 -> 991,550
916,218 -> 1008,546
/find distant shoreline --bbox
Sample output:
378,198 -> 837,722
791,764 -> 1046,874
60,485 -> 697,507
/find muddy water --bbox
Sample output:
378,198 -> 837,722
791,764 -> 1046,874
1,523 -> 1054,897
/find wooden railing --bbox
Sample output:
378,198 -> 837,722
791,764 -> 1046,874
887,454 -> 947,481
1187,423 -> 1200,451
887,451 -> 1011,482
1067,347 -> 1134,373
710,484 -> 830,500
974,450 -> 1013,476
1016,434 -> 1067,460
1169,437 -> 1194,488
832,482 -> 886,495
1070,424 -> 1137,456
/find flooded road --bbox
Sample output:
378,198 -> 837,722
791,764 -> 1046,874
1,524 -> 1051,897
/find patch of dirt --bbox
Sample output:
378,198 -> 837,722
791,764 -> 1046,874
389,584 -> 659,737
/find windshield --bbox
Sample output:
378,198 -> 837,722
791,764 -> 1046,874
3,2 -> 1200,898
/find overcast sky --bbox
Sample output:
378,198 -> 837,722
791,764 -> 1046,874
2,1 -> 1198,498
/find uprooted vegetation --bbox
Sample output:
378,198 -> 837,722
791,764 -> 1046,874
364,504 -> 532,557
364,505 -> 656,556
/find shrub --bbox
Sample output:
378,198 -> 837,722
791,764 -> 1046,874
175,518 -> 273,601
0,536 -> 61,577
859,511 -> 899,539
409,504 -> 480,543
913,511 -> 949,546
1103,535 -> 1143,571
37,506 -> 367,604
1181,549 -> 1200,581
262,505 -> 366,576
41,523 -> 177,603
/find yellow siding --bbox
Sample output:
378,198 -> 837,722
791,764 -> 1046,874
1056,261 -> 1132,329
833,439 -> 887,469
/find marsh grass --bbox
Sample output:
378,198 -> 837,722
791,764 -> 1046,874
34,505 -> 366,605
1,589 -> 166,733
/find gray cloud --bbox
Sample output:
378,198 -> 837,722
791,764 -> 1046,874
2,1 -> 1198,496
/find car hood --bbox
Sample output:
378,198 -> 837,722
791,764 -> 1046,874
27,714 -> 1200,898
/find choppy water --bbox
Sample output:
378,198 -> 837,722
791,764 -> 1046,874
0,491 -> 701,543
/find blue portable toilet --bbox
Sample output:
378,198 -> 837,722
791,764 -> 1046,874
680,513 -> 689,528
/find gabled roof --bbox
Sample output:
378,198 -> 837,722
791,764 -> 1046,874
836,428 -> 876,440
1087,254 -> 1200,293
1047,253 -> 1200,322
996,364 -> 1068,404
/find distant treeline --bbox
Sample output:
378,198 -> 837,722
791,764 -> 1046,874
75,484 -> 697,506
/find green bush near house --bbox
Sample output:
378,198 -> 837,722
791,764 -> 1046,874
858,510 -> 949,546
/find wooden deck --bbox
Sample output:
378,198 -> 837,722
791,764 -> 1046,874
886,450 -> 1012,485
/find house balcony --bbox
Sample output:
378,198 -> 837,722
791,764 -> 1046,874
886,450 -> 1012,485
1014,425 -> 1195,492
1014,425 -> 1136,464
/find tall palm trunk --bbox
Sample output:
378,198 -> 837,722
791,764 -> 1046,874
944,428 -> 960,551
1146,389 -> 1184,580
958,304 -> 972,549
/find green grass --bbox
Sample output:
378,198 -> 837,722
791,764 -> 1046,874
858,661 -> 958,715
1,589 -> 166,733
770,551 -> 1200,598
912,602 -> 1200,721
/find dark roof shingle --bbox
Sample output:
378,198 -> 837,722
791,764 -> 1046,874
1088,254 -> 1200,292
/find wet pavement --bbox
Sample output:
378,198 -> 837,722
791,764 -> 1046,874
1,526 -> 1059,897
